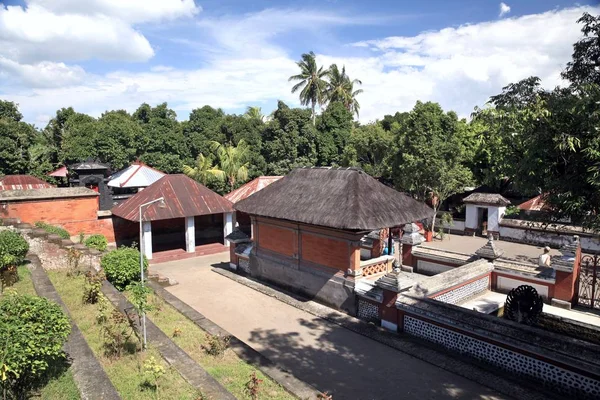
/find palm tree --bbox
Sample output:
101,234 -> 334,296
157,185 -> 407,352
327,64 -> 363,118
288,51 -> 329,124
182,153 -> 222,185
244,106 -> 264,122
208,139 -> 251,191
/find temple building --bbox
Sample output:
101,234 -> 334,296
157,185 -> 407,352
108,161 -> 166,204
111,174 -> 234,262
231,167 -> 431,314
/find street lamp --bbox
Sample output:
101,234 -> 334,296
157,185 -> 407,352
139,197 -> 166,348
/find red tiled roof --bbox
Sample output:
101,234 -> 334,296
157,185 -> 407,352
225,176 -> 283,203
111,174 -> 233,222
0,175 -> 55,190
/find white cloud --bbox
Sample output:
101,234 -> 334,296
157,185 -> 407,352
2,5 -> 599,125
499,3 -> 511,18
26,0 -> 200,24
0,57 -> 86,87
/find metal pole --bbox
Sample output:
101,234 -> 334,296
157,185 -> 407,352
139,204 -> 147,349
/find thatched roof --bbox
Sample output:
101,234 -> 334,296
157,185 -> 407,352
235,167 -> 431,231
463,193 -> 511,206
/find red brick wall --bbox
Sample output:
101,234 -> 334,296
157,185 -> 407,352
301,232 -> 349,271
257,223 -> 296,257
2,196 -> 116,242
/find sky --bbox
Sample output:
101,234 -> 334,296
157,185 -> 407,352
0,0 -> 598,127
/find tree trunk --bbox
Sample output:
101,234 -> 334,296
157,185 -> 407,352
430,206 -> 437,235
311,102 -> 316,125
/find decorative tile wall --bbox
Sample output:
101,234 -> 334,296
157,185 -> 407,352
404,316 -> 600,399
432,276 -> 489,305
357,299 -> 379,323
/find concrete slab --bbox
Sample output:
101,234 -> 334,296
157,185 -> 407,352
151,254 -> 513,400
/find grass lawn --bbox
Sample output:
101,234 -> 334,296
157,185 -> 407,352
126,289 -> 295,400
1,265 -> 81,399
48,271 -> 200,400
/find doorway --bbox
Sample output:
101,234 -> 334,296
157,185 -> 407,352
477,207 -> 488,236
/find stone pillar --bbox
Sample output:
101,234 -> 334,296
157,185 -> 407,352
223,212 -> 234,247
552,236 -> 581,308
142,220 -> 153,260
375,270 -> 406,332
347,240 -> 362,278
401,223 -> 424,269
185,216 -> 195,253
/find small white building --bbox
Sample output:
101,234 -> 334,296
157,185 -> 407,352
463,193 -> 511,238
108,161 -> 166,204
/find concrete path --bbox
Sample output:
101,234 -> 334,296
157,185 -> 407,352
152,254 -> 511,400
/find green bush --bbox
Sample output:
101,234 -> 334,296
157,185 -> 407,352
0,230 -> 29,269
0,293 -> 71,396
34,221 -> 70,239
84,234 -> 108,251
101,247 -> 147,291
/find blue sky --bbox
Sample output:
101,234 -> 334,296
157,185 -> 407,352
0,0 -> 598,126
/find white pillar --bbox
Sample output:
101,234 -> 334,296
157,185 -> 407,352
142,220 -> 153,260
185,216 -> 195,253
223,212 -> 234,247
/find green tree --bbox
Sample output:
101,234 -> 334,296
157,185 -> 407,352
59,112 -> 99,165
327,64 -> 363,118
208,139 -> 251,191
0,101 -> 38,176
342,123 -> 394,179
262,101 -> 318,174
316,101 -> 353,166
0,100 -> 23,122
183,153 -> 221,186
562,12 -> 600,86
182,105 -> 225,160
95,110 -> 140,170
393,101 -> 475,232
289,51 -> 329,124
243,106 -> 264,122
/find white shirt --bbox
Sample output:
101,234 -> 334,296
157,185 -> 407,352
538,253 -> 551,267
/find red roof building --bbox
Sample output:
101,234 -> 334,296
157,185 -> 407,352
518,194 -> 550,211
111,174 -> 234,261
0,175 -> 54,190
47,166 -> 68,178
225,176 -> 283,203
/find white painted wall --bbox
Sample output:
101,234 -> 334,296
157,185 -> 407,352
416,260 -> 454,275
465,204 -> 478,230
142,221 -> 153,260
435,218 -> 465,232
185,216 -> 195,253
499,225 -> 600,252
496,276 -> 550,299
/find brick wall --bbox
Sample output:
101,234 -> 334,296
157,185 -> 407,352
301,232 -> 349,271
257,223 -> 297,257
2,196 -> 116,242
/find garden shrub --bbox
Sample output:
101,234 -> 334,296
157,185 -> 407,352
0,293 -> 71,397
34,221 -> 70,239
84,234 -> 108,251
201,334 -> 230,357
82,270 -> 105,304
101,247 -> 147,291
100,309 -> 134,358
0,230 -> 29,269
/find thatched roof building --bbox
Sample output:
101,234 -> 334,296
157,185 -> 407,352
235,167 -> 431,231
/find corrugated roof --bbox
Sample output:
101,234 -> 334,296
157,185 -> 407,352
225,176 -> 283,203
108,162 -> 165,188
111,174 -> 234,222
518,194 -> 549,211
48,166 -> 68,177
463,193 -> 511,206
0,175 -> 55,190
235,167 -> 432,231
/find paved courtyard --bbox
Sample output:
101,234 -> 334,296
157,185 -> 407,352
152,253 -> 512,400
425,234 -> 561,264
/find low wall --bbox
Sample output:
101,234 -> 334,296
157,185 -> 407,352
396,269 -> 600,399
499,219 -> 600,253
249,250 -> 356,315
435,217 -> 465,234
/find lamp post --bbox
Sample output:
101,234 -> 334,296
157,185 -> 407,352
139,197 -> 165,349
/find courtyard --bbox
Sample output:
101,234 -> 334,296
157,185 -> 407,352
151,253 -> 514,400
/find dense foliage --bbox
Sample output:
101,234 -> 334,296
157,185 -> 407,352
84,234 -> 108,251
0,230 -> 29,269
0,12 -> 598,228
0,293 -> 71,397
101,247 -> 147,290
34,221 -> 70,240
